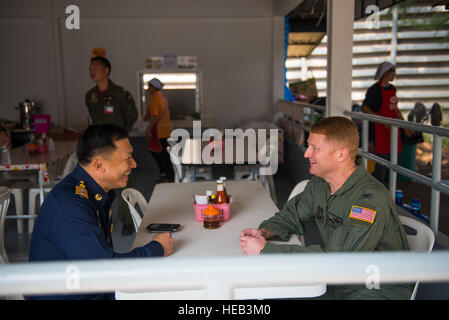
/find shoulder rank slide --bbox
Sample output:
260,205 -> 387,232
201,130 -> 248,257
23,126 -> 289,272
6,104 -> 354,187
75,181 -> 89,200
349,205 -> 376,224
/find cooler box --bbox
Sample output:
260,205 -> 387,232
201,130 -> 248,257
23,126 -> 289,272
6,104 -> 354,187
34,114 -> 51,134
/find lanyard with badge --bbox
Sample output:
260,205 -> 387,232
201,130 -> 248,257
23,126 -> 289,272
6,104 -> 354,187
104,96 -> 114,114
95,192 -> 113,246
95,209 -> 113,246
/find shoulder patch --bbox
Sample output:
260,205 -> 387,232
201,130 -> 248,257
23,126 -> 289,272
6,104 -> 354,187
75,181 -> 89,200
89,91 -> 99,103
349,205 -> 376,224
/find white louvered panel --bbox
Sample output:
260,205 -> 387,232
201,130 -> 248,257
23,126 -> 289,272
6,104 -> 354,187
286,4 -> 449,110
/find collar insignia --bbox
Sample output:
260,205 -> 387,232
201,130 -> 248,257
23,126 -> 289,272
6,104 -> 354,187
95,193 -> 103,201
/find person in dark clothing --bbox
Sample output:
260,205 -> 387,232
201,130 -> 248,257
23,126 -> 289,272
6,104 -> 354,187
361,61 -> 414,185
28,124 -> 173,300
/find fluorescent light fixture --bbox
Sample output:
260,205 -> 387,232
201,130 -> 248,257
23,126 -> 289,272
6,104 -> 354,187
142,73 -> 197,85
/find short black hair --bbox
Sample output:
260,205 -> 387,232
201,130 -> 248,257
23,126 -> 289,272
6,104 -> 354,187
77,124 -> 128,165
90,56 -> 111,75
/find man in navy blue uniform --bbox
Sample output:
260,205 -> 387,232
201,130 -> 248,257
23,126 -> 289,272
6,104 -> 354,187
28,124 -> 173,299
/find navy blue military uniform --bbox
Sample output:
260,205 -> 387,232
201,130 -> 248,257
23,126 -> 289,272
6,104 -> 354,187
28,164 -> 164,300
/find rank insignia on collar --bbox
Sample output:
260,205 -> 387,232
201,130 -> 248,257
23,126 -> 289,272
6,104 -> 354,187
95,193 -> 103,201
349,205 -> 376,224
75,182 -> 88,199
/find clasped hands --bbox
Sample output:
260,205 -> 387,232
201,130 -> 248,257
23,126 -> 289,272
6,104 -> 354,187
239,228 -> 268,255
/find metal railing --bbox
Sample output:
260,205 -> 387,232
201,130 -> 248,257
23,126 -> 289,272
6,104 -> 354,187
1,252 -> 449,298
344,111 -> 449,234
277,100 -> 448,234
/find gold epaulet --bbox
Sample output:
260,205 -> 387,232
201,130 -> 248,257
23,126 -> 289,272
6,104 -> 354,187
75,180 -> 89,200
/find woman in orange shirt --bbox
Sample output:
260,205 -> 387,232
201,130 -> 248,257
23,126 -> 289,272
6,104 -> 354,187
145,78 -> 174,182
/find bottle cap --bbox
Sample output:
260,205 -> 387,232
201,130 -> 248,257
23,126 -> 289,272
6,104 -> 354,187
217,179 -> 222,183
211,194 -> 216,199
220,176 -> 227,181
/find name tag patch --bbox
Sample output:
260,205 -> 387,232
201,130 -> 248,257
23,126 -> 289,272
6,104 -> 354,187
104,106 -> 114,114
349,205 -> 376,224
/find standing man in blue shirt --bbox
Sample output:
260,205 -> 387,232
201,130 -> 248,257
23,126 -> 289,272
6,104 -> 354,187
28,124 -> 173,299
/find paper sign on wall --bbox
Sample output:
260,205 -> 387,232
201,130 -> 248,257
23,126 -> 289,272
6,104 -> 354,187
92,48 -> 106,57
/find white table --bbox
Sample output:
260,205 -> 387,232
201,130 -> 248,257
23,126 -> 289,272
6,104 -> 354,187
116,180 -> 326,299
0,141 -> 77,233
0,141 -> 77,203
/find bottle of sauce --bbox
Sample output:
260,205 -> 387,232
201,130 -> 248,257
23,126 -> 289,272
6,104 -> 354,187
1,145 -> 11,165
219,176 -> 228,203
27,134 -> 37,155
37,133 -> 49,153
210,194 -> 216,204
203,205 -> 220,229
216,179 -> 227,204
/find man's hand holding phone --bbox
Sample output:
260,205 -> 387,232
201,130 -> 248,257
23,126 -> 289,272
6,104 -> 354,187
152,232 -> 173,256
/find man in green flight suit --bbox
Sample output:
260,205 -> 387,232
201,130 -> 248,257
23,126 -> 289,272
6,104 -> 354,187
240,116 -> 412,300
85,56 -> 138,132
85,56 -> 138,235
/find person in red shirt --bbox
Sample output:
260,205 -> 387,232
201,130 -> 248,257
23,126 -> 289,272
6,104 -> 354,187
362,61 -> 414,185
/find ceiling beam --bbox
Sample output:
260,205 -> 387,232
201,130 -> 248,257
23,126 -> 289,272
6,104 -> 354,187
273,0 -> 305,16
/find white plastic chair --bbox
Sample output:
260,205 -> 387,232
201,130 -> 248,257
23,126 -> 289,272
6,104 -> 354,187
286,180 -> 310,245
11,188 -> 24,233
0,186 -> 24,300
0,176 -> 29,233
0,186 -> 11,264
28,152 -> 78,233
398,215 -> 435,300
233,165 -> 253,180
121,188 -> 149,232
288,179 -> 310,201
168,144 -> 212,183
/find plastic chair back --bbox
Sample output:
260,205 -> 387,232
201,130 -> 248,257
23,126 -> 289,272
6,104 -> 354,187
0,187 -> 11,263
121,188 -> 148,232
288,179 -> 310,201
398,215 -> 435,300
168,145 -> 186,183
61,152 -> 78,179
399,215 -> 434,252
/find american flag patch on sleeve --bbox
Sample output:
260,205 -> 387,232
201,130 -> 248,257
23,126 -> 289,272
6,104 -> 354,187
349,205 -> 376,223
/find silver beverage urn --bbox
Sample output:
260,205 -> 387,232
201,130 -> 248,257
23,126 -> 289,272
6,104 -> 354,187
15,99 -> 36,130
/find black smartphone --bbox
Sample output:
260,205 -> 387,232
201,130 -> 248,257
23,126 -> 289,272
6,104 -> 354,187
146,223 -> 181,233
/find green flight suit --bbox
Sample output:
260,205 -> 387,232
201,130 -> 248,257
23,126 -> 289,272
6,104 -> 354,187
85,80 -> 139,228
259,165 -> 413,300
85,80 -> 138,132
